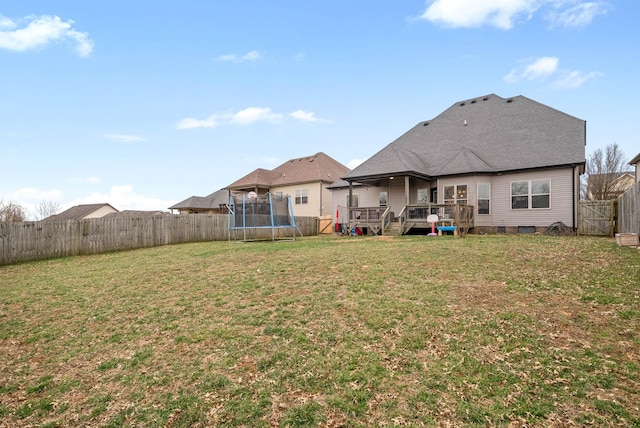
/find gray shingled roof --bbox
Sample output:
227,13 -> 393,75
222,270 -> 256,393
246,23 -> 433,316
168,189 -> 229,210
104,210 -> 168,217
227,152 -> 350,190
45,203 -> 118,220
343,94 -> 586,182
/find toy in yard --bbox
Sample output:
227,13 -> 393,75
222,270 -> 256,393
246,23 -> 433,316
427,214 -> 439,236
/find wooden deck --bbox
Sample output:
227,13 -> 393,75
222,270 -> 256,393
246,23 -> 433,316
348,204 -> 473,236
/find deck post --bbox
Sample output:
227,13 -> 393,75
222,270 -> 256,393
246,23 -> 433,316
405,176 -> 410,206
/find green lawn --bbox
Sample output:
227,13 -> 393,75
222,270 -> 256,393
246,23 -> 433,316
1,234 -> 639,427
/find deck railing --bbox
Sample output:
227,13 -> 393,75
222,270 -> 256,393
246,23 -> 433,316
347,206 -> 392,235
400,204 -> 473,234
349,204 -> 473,235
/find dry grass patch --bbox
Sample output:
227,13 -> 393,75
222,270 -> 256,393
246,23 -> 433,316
1,234 -> 639,427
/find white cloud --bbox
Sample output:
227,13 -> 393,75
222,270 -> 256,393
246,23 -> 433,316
0,14 -> 93,56
5,187 -> 64,219
69,185 -> 175,211
214,50 -> 261,62
504,56 -> 559,82
546,1 -> 610,27
9,187 -> 63,202
103,134 -> 146,143
417,0 -> 609,29
176,116 -> 218,130
347,159 -> 366,169
230,107 -> 283,126
289,110 -> 331,123
0,16 -> 15,29
418,0 -> 539,29
552,70 -> 603,88
504,56 -> 602,88
178,107 -> 329,130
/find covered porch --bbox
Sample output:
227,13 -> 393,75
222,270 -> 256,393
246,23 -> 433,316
340,174 -> 473,236
347,203 -> 474,236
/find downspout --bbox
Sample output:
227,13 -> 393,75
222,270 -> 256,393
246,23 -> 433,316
319,182 -> 323,216
573,166 -> 576,231
577,119 -> 587,232
348,181 -> 353,226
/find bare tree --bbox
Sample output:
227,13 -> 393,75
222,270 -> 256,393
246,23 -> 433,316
0,200 -> 28,223
36,200 -> 61,220
583,143 -> 628,200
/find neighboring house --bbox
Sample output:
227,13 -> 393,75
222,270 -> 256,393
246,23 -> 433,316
44,203 -> 119,221
226,152 -> 350,218
585,172 -> 635,200
630,152 -> 640,183
337,94 -> 586,234
168,189 -> 229,214
104,210 -> 169,217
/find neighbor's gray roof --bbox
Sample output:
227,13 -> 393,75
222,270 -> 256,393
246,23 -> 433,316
104,210 -> 168,217
326,178 -> 364,189
45,203 -> 118,220
168,189 -> 229,210
343,94 -> 586,182
227,152 -> 350,190
630,152 -> 640,165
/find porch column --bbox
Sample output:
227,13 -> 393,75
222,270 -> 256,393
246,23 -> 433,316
404,176 -> 410,206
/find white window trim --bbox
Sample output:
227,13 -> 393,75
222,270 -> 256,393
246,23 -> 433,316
443,184 -> 468,204
477,183 -> 491,215
510,179 -> 551,210
347,193 -> 359,208
295,188 -> 308,205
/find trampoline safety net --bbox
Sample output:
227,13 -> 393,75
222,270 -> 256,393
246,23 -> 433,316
228,192 -> 296,241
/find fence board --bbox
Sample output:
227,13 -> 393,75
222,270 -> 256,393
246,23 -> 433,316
0,215 -> 318,265
578,200 -> 616,236
619,183 -> 640,235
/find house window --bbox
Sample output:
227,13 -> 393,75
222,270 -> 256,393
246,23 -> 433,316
511,179 -> 550,209
379,191 -> 388,207
444,184 -> 467,204
347,194 -> 359,208
477,183 -> 490,215
417,188 -> 428,205
273,192 -> 283,201
295,189 -> 308,205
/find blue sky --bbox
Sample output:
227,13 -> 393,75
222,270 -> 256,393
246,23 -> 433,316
1,0 -> 638,217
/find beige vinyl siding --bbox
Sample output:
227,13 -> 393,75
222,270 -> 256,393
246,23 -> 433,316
438,177 -> 475,204
84,205 -> 118,219
329,186 -> 384,220
490,168 -> 575,227
271,182 -> 335,217
437,169 -> 575,227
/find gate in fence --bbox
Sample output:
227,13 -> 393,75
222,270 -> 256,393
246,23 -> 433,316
578,200 -> 617,236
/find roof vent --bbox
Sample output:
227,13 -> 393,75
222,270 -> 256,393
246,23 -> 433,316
483,96 -> 489,101
470,100 -> 476,104
423,122 -> 429,126
460,102 -> 466,106
506,99 -> 513,103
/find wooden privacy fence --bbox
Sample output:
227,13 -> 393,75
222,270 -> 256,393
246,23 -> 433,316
618,183 -> 640,235
0,214 -> 318,265
578,200 -> 617,236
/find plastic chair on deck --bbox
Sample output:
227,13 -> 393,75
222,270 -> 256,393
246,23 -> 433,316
427,214 -> 439,236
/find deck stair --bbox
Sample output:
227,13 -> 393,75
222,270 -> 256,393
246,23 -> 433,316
383,220 -> 401,236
